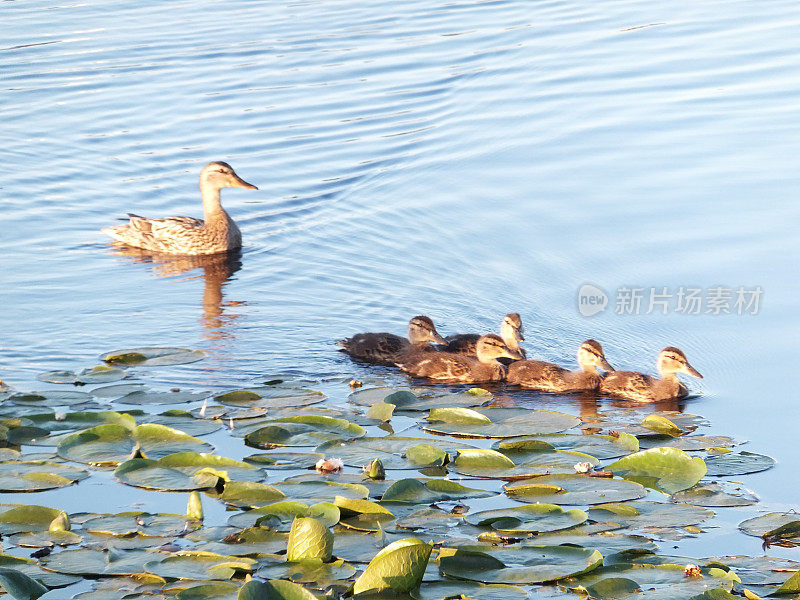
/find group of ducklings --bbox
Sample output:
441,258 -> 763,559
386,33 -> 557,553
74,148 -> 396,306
339,314 -> 703,402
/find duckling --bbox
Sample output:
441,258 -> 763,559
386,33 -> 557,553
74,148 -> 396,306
443,313 -> 527,358
506,339 -> 614,392
600,346 -> 703,402
397,333 -> 524,383
103,161 -> 257,255
337,316 -> 447,366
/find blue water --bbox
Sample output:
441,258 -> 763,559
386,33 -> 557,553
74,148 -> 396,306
2,0 -> 800,578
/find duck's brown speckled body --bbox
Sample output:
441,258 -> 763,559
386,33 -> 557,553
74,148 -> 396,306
443,312 -> 527,358
507,339 -> 613,392
600,346 -> 703,402
397,333 -> 523,383
337,316 -> 446,366
103,162 -> 257,255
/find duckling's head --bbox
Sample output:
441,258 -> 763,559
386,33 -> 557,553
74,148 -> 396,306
408,316 -> 447,345
500,312 -> 525,345
476,333 -> 525,363
201,161 -> 258,191
657,347 -> 703,379
577,339 -> 614,372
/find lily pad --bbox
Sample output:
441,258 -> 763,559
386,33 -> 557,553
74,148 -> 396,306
57,422 -> 213,466
0,567 -> 48,600
38,366 -> 127,385
587,501 -> 714,529
192,527 -> 288,557
353,538 -> 432,594
0,461 -> 89,492
411,580 -> 530,600
245,416 -> 365,449
218,481 -> 287,508
316,436 -> 470,470
739,512 -> 800,539
82,512 -> 200,537
465,504 -> 588,534
256,558 -> 355,586
215,389 -> 326,410
115,390 -> 211,406
243,452 -> 324,470
423,407 -> 580,439
381,478 -> 496,504
495,433 -> 639,461
40,548 -> 163,576
100,347 -> 205,366
0,505 -> 69,535
505,475 -> 647,505
606,447 -> 707,494
453,447 -> 599,479
238,579 -> 317,600
227,501 -> 339,530
672,482 -> 758,507
144,551 -> 255,580
349,387 -> 493,412
439,544 -> 603,584
704,451 -> 775,477
114,453 -> 262,491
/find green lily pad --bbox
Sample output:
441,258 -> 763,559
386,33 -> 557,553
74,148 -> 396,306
192,527 -> 288,557
439,544 -> 603,584
522,530 -> 657,556
316,436 -> 470,470
218,481 -> 287,508
0,461 -> 89,492
563,562 -> 736,596
494,432 -> 639,461
641,415 -> 684,436
638,435 -> 738,452
245,416 -> 366,449
0,567 -> 48,600
8,390 -> 95,408
707,555 -> 800,585
114,452 -> 261,491
739,512 -> 800,539
7,529 -> 83,548
349,387 -> 493,412
0,505 -> 69,535
144,551 -> 255,580
505,475 -> 647,505
286,517 -> 333,562
411,580 -> 530,600
174,582 -> 241,600
672,482 -> 758,507
587,501 -> 714,529
424,407 -> 580,439
128,410 -> 222,437
466,504 -> 587,534
395,507 -> 467,533
256,558 -> 356,586
40,548 -> 162,576
704,451 -> 775,476
57,422 -> 213,466
275,479 -> 369,503
353,538 -> 432,594
215,389 -> 326,410
243,452 -> 324,470
115,390 -> 211,406
38,365 -> 127,385
82,512 -> 200,537
100,347 -> 205,366
606,447 -> 707,494
381,478 -> 496,504
453,447 -> 599,479
227,501 -> 339,530
238,579 -> 317,600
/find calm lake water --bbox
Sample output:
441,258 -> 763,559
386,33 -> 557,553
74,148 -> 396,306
2,0 -> 800,577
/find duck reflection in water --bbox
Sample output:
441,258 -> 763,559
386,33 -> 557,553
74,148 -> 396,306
107,245 -> 244,340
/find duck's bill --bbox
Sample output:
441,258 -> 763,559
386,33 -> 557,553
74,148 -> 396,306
504,348 -> 525,360
231,175 -> 258,190
598,357 -> 615,372
431,332 -> 448,345
684,363 -> 703,378
514,329 -> 525,342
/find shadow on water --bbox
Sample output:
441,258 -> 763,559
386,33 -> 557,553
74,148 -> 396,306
107,245 -> 245,342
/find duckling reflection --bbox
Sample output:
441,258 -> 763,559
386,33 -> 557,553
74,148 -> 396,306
397,333 -> 523,383
507,339 -> 614,392
443,312 -> 527,358
107,245 -> 243,340
600,347 -> 702,402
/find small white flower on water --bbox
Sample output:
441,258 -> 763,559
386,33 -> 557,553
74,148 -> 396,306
228,417 -> 234,430
54,411 -> 67,421
199,400 -> 207,417
316,458 -> 344,473
574,462 -> 593,474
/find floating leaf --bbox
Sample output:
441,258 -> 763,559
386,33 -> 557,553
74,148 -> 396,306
704,451 -> 775,477
0,461 -> 89,492
349,387 -> 492,412
466,504 -> 587,534
115,453 -> 261,491
495,432 -> 639,461
144,552 -> 255,580
100,347 -> 205,366
424,407 -> 580,439
245,416 -> 365,449
672,482 -> 758,507
0,567 -> 48,600
353,538 -> 432,594
382,478 -> 496,504
57,422 -> 212,466
227,501 -> 339,530
0,505 -> 68,535
606,447 -> 707,494
641,415 -> 684,437
439,544 -> 603,584
243,452 -> 324,470
81,512 -> 200,537
218,481 -> 287,508
286,517 -> 333,562
505,475 -> 647,505
215,389 -> 325,410
739,512 -> 800,540
588,500 -> 714,529
238,579 -> 317,600
316,436 -> 467,470
453,447 -> 599,479
411,580 -> 529,600
40,548 -> 161,576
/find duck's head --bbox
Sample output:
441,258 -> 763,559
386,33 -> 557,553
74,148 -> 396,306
577,339 -> 614,372
500,312 -> 525,345
408,316 -> 447,345
657,347 -> 703,379
201,161 -> 258,191
476,333 -> 525,363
